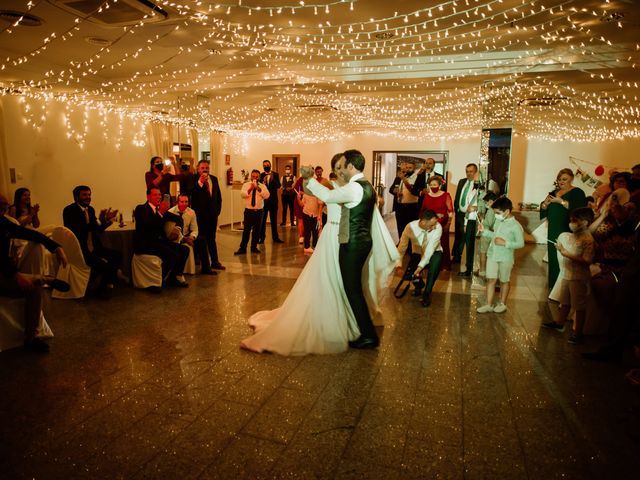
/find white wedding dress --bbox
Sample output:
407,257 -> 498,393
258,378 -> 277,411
241,200 -> 398,355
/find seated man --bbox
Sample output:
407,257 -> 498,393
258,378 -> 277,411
0,193 -> 68,353
63,185 -> 121,298
133,187 -> 189,290
167,193 -> 200,270
396,209 -> 444,307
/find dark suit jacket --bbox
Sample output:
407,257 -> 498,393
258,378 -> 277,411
62,203 -> 111,259
186,174 -> 222,228
260,171 -> 281,206
133,203 -> 176,253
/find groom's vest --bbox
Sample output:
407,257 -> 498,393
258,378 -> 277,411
339,179 -> 376,245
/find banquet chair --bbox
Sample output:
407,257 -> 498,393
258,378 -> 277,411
49,226 -> 91,299
0,298 -> 53,352
132,254 -> 163,288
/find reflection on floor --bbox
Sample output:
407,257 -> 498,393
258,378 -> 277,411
1,225 -> 639,479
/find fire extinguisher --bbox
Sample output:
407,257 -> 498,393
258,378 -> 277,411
226,167 -> 233,185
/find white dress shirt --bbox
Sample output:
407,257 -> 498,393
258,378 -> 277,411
241,181 -> 270,209
458,180 -> 478,221
397,221 -> 443,270
307,172 -> 365,209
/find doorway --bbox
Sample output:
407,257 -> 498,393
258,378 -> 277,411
272,154 -> 300,226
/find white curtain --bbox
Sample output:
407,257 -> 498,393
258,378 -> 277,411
0,99 -> 12,198
209,131 -> 225,177
148,122 -> 174,159
189,128 -> 199,162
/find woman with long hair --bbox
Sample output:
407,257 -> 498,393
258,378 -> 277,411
9,187 -> 40,229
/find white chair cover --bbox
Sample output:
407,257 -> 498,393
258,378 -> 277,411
50,227 -> 91,299
0,298 -> 53,352
184,244 -> 195,275
132,254 -> 162,288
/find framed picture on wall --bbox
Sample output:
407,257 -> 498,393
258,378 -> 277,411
225,154 -> 231,166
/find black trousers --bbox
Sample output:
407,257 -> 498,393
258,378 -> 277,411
452,212 -> 477,272
241,209 -> 263,249
196,221 -> 219,270
302,214 -> 318,248
407,252 -> 443,301
395,203 -> 419,239
85,246 -> 121,287
281,194 -> 295,225
339,241 -> 376,341
260,199 -> 280,241
137,241 -> 189,279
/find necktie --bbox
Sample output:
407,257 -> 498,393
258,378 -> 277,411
266,174 -> 271,186
461,180 -> 470,211
83,208 -> 94,252
155,206 -> 160,216
251,187 -> 256,207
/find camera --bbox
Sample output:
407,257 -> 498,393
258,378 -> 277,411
411,276 -> 425,290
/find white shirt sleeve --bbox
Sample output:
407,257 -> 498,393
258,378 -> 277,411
418,224 -> 443,269
307,177 -> 363,209
241,182 -> 251,199
259,183 -> 270,199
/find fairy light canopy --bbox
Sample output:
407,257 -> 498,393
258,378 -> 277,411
0,0 -> 639,143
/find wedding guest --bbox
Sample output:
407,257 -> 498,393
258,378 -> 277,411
63,185 -> 121,299
1,194 -> 67,353
167,192 -> 199,251
540,168 -> 586,290
134,187 -> 189,289
235,170 -> 270,255
390,160 -> 421,239
419,175 -> 453,270
478,192 -> 499,277
301,192 -> 323,254
396,209 -> 443,307
543,208 -> 595,343
452,163 -> 479,276
258,160 -> 284,244
145,156 -> 184,197
595,171 -> 631,213
315,166 -> 329,226
476,197 -> 524,314
293,176 -> 305,244
188,160 -> 224,273
280,165 -> 296,226
9,187 -> 40,229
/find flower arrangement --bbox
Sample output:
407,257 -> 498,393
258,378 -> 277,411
240,169 -> 250,182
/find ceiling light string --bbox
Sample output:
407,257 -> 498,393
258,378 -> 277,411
0,0 -> 43,36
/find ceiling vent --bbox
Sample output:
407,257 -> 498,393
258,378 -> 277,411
374,32 -> 395,40
0,10 -> 43,27
297,104 -> 338,112
518,96 -> 567,107
50,0 -> 168,26
84,36 -> 112,46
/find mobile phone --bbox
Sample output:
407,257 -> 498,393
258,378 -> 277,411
164,158 -> 172,166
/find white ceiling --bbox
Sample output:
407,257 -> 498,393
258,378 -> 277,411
1,0 -> 639,142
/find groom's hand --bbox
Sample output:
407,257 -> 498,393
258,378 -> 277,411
300,165 -> 314,179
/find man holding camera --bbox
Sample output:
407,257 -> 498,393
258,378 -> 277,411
259,160 -> 284,244
452,163 -> 479,277
390,160 -> 422,240
235,170 -> 270,255
145,156 -> 184,197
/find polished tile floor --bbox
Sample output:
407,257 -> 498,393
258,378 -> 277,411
1,225 -> 639,479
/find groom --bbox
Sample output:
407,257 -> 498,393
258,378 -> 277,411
302,149 -> 379,349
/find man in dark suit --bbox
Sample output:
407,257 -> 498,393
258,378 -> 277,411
452,163 -> 479,277
63,185 -> 121,298
134,187 -> 189,289
187,160 -> 225,274
259,160 -> 284,244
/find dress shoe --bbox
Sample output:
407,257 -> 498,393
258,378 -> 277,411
38,276 -> 70,292
348,337 -> 379,349
234,249 -> 247,255
457,271 -> 471,277
211,263 -> 226,271
200,269 -> 218,275
421,297 -> 431,307
451,257 -> 461,264
273,238 -> 285,243
24,338 -> 49,353
167,277 -> 189,288
280,223 -> 286,226
251,247 -> 261,254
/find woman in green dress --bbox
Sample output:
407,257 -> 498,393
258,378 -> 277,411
540,168 -> 587,290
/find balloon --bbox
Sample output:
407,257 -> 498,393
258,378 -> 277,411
594,165 -> 605,176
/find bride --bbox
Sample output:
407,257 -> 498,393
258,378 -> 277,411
240,154 -> 399,355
